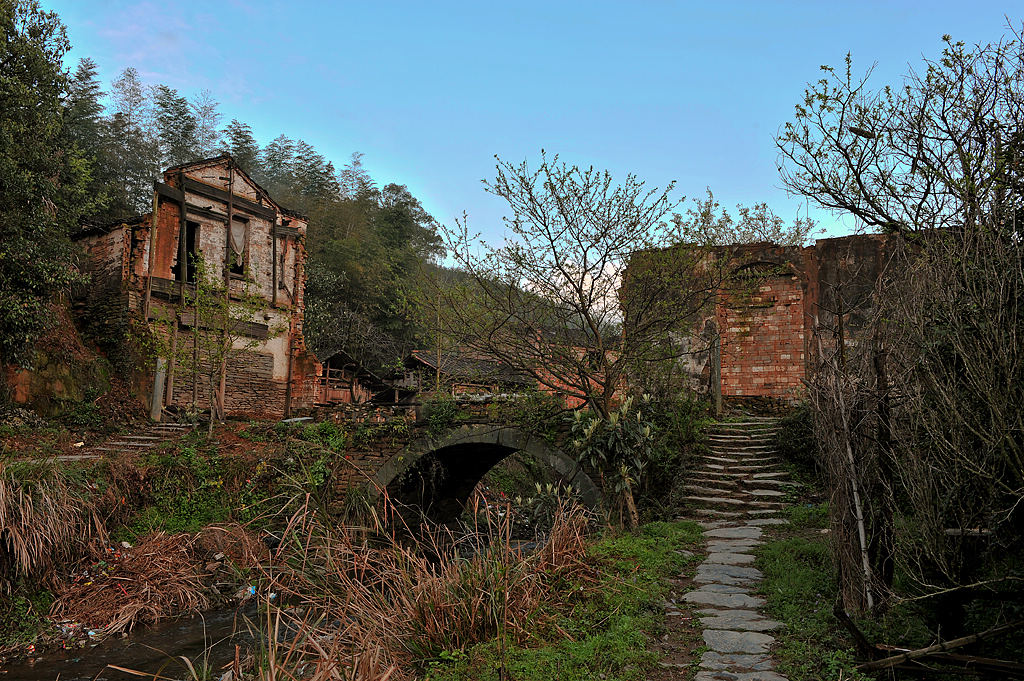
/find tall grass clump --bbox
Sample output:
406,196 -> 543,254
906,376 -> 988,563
258,495 -> 593,680
0,463 -> 105,591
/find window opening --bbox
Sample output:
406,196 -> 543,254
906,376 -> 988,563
173,220 -> 200,283
229,216 -> 248,277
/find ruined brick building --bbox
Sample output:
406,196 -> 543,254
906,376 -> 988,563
647,233 -> 889,403
74,156 -> 319,418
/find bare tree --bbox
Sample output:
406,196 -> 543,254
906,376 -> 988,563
778,25 -> 1024,634
437,154 -> 815,417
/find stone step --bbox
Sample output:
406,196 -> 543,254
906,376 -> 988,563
104,440 -> 156,448
745,488 -> 787,497
751,471 -> 788,479
692,509 -> 743,518
707,431 -> 778,440
704,455 -> 741,464
682,495 -> 785,509
708,422 -> 779,431
120,435 -> 162,440
708,432 -> 777,440
707,470 -> 771,479
708,444 -> 776,452
685,484 -> 741,497
692,476 -> 740,487
741,478 -> 796,487
707,456 -> 781,465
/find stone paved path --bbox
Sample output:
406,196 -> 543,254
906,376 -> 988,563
677,417 -> 794,681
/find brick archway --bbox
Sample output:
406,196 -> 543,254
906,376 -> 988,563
373,424 -> 601,523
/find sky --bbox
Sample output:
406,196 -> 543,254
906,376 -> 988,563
43,0 -> 1019,243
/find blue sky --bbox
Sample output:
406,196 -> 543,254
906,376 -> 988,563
45,1 -> 1018,242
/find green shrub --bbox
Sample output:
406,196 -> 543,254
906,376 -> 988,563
774,403 -> 819,482
489,391 -> 566,443
298,421 -> 348,451
640,395 -> 710,518
424,393 -> 463,438
0,587 -> 54,648
141,439 -> 230,534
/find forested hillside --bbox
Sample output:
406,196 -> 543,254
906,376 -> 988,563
2,1 -> 445,374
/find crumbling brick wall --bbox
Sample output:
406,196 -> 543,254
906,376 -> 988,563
718,270 -> 806,400
632,235 -> 890,404
69,156 -> 320,419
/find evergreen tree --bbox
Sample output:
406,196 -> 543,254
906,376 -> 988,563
338,151 -> 375,198
221,119 -> 260,175
154,84 -> 199,166
64,57 -> 113,217
292,140 -> 339,201
108,67 -> 159,215
259,134 -> 296,196
65,57 -> 104,153
0,0 -> 93,365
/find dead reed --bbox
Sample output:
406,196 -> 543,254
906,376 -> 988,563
259,496 -> 593,680
0,464 -> 106,591
51,531 -> 209,636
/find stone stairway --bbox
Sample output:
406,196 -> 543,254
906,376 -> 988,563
676,418 -> 794,681
55,422 -> 195,462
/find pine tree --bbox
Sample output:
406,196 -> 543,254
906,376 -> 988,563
65,57 -> 104,152
154,84 -> 199,166
260,134 -> 296,195
338,151 -> 375,198
64,57 -> 114,217
108,67 -> 159,214
292,140 -> 339,201
221,119 -> 261,175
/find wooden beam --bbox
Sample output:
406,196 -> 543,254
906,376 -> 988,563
181,177 -> 277,221
155,181 -> 184,203
185,203 -> 228,223
178,311 -> 269,340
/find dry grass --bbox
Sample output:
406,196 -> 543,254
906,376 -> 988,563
0,464 -> 106,591
259,495 -> 594,681
196,522 -> 270,569
51,531 -> 209,636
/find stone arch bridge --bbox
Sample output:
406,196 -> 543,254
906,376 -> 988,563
327,413 -> 601,523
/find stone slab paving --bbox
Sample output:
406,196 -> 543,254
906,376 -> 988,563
669,417 -> 793,681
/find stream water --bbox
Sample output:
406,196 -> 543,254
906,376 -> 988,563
2,606 -> 258,681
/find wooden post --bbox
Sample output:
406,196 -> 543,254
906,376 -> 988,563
150,358 -> 167,422
710,321 -> 723,417
165,321 -> 178,405
144,185 -> 159,320
217,164 -> 234,420
177,171 -> 187,302
271,218 -> 278,306
283,344 -> 294,418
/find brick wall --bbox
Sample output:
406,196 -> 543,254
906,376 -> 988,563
718,272 -> 806,400
628,235 -> 891,404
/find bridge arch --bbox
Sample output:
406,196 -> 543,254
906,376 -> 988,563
373,424 -> 601,523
